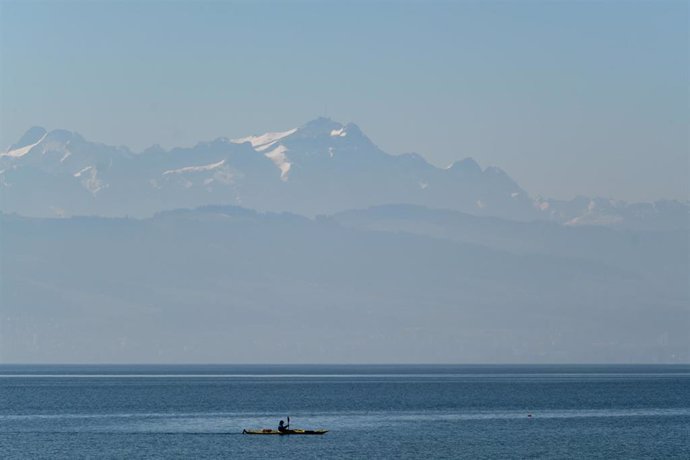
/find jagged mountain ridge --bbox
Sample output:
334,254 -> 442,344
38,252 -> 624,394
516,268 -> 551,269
1,118 -> 686,228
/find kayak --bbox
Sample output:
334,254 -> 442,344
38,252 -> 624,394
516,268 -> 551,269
242,429 -> 328,435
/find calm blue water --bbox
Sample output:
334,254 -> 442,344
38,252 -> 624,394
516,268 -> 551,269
1,365 -> 688,459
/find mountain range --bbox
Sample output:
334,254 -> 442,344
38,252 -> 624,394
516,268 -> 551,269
2,118 -> 686,230
1,118 -> 687,363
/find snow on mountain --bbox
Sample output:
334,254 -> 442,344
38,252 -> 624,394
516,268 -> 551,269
264,145 -> 291,180
535,196 -> 689,231
3,126 -> 47,153
2,131 -> 48,158
82,167 -> 107,194
231,128 -> 298,179
163,159 -> 226,175
0,119 -> 686,230
73,165 -> 93,177
232,128 -> 297,152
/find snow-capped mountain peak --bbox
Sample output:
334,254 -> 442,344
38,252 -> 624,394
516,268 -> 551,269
2,132 -> 47,158
231,128 -> 297,152
5,126 -> 47,150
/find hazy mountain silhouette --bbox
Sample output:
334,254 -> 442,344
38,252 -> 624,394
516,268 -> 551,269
3,118 -> 685,229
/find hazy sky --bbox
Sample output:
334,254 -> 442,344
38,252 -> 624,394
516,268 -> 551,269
1,0 -> 687,201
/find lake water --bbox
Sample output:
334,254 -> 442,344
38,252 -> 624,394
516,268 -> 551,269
1,365 -> 689,459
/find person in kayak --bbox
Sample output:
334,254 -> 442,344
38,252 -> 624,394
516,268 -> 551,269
278,419 -> 289,433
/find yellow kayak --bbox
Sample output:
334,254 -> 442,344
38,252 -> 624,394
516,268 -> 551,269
242,429 -> 328,435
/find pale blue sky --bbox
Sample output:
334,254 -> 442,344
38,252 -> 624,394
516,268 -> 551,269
1,0 -> 687,201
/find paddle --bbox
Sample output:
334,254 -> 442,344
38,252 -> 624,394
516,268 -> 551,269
287,416 -> 290,430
